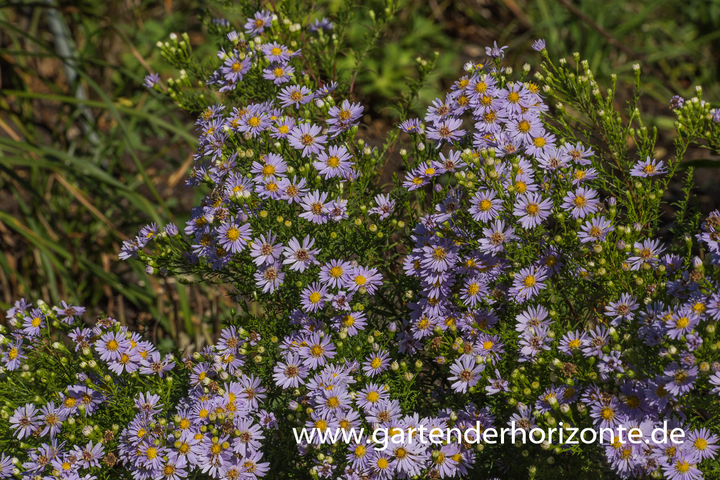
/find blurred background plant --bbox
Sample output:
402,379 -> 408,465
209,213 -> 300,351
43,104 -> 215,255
2,0 -> 720,348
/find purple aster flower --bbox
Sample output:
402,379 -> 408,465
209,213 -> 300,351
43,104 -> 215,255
561,186 -> 600,218
578,216 -> 614,243
598,350 -> 624,378
217,218 -> 252,254
143,72 -> 160,88
403,167 -> 429,191
6,297 -> 30,319
9,404 -> 40,439
256,176 -> 284,200
669,95 -> 685,109
604,293 -> 639,326
531,39 -> 546,51
558,330 -> 587,355
663,362 -> 697,396
344,266 -> 383,294
21,309 -> 45,336
486,369 -> 509,394
566,166 -> 594,185
469,189 -> 502,222
119,236 -> 143,260
309,17 -> 334,32
479,220 -> 517,254
139,351 -> 174,377
95,331 -> 130,362
54,300 -> 86,324
251,152 -> 286,180
279,176 -> 308,204
667,307 -> 700,340
627,238 -> 665,270
333,311 -> 367,336
271,116 -> 296,139
630,157 -> 667,177
220,52 -> 251,84
301,282 -> 328,313
426,117 -> 465,145
425,95 -> 454,124
327,99 -> 363,136
299,190 -> 329,224
460,276 -> 489,307
661,454 -> 702,480
254,262 -> 284,294
485,41 -> 508,59
165,223 -> 179,236
513,192 -> 553,228
448,355 -> 485,393
583,325 -> 610,357
319,259 -> 354,289
510,265 -> 548,302
363,350 -> 390,377
498,83 -> 532,115
288,123 -> 327,157
108,348 -> 142,375
263,63 -> 295,85
525,132 -> 556,157
314,81 -> 337,98
369,194 -> 395,220
709,372 -> 720,394
399,118 -> 423,134
262,42 -> 291,62
279,85 -> 313,109
328,290 -> 353,311
435,150 -> 465,174
508,115 -> 543,143
560,142 -> 595,165
300,332 -> 336,369
158,455 -> 188,480
508,403 -> 538,437
249,232 -> 284,266
314,145 -> 353,179
244,10 -> 273,35
282,236 -> 320,272
686,428 -> 719,462
515,305 -> 552,333
421,239 -> 459,272
537,146 -> 568,171
589,399 -> 626,430
238,109 -> 271,138
38,402 -> 66,438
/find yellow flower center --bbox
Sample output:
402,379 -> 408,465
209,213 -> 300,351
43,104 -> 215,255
226,227 -> 240,242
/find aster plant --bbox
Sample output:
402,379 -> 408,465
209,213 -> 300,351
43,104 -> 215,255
3,3 -> 720,480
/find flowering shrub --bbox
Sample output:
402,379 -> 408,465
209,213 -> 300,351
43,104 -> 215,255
3,4 -> 720,480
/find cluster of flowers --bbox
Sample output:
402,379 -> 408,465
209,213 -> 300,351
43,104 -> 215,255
5,6 -> 720,480
1,299 -> 276,480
